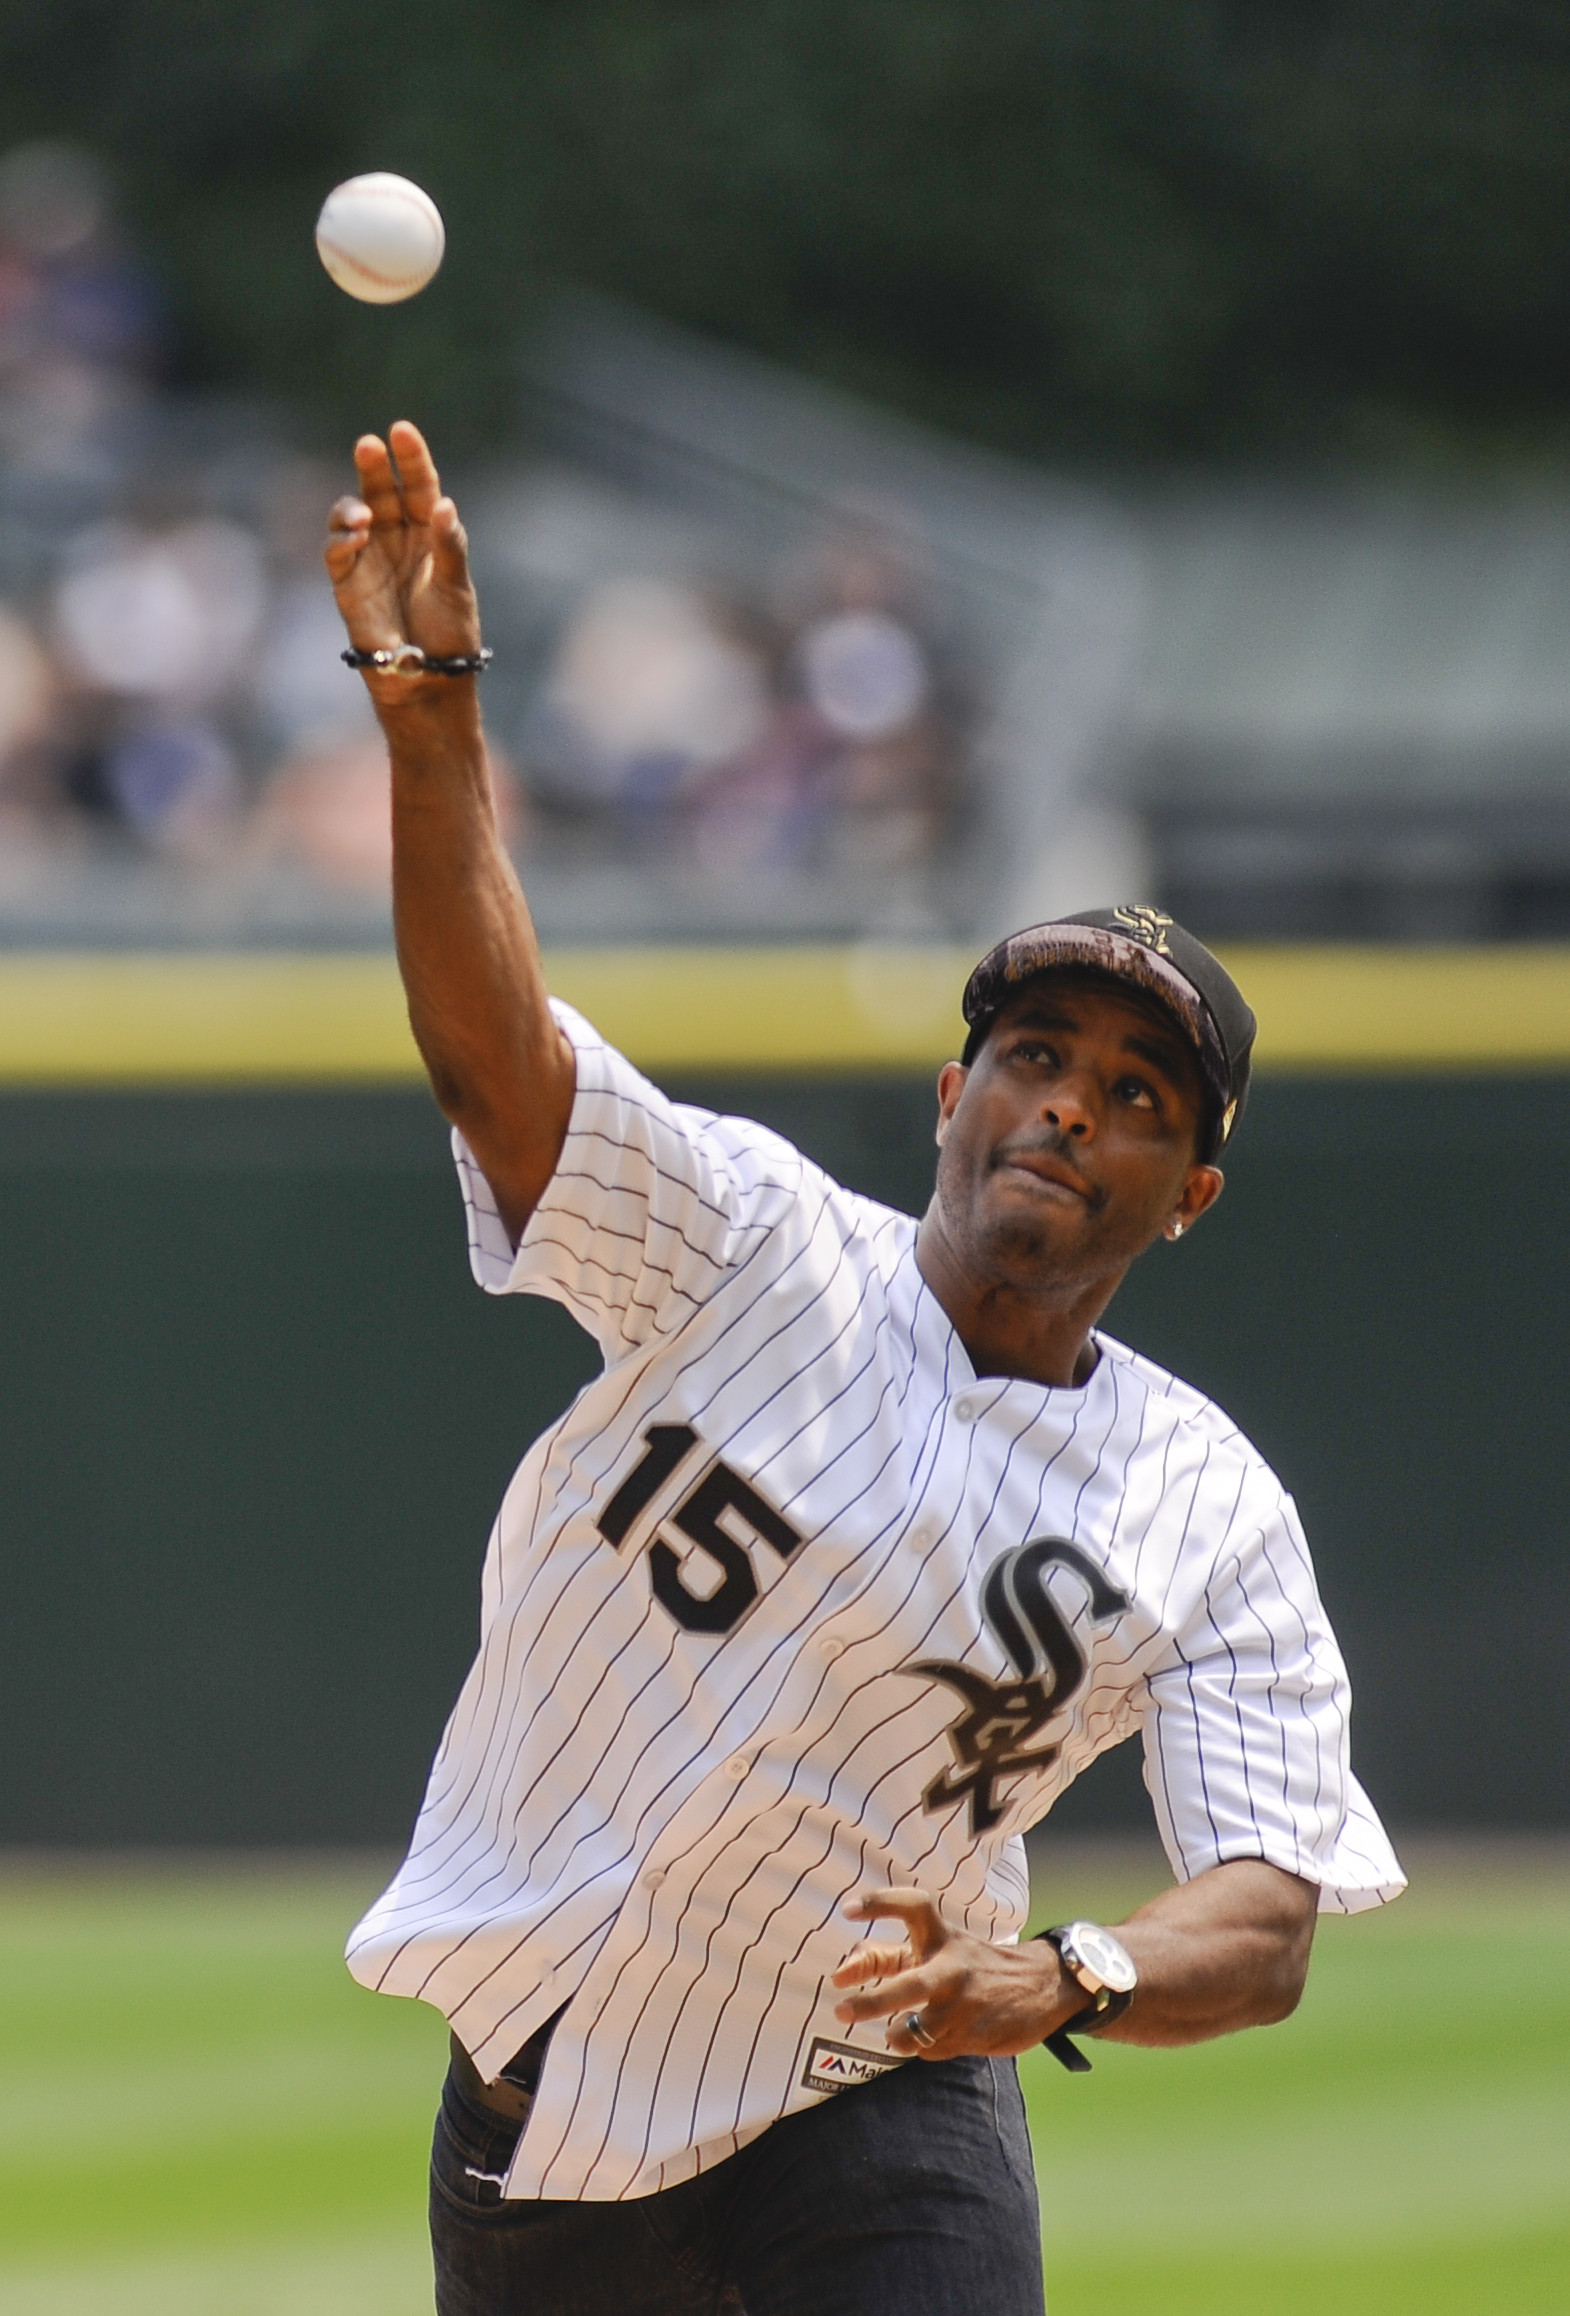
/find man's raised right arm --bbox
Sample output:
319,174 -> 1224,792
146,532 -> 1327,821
324,420 -> 574,1243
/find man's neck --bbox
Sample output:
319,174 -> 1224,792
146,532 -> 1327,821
914,1203 -> 1121,1389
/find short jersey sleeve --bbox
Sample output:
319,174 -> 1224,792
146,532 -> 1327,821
453,1000 -> 803,1363
1140,1478 -> 1406,1916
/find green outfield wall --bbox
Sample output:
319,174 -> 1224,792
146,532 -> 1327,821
0,1067 -> 1564,1846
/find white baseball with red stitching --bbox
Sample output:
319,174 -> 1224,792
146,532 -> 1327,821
315,173 -> 445,305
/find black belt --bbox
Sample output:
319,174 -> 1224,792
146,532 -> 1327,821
449,2005 -> 566,2126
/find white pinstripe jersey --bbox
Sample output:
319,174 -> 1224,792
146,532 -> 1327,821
347,1001 -> 1404,2201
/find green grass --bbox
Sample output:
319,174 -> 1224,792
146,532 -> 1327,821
0,1842 -> 1565,2313
0,1859 -> 442,2313
1023,1836 -> 1570,2314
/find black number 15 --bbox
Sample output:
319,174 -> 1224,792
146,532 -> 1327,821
597,1425 -> 804,1634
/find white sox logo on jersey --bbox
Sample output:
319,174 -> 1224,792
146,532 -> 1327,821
910,1539 -> 1130,1835
597,1424 -> 803,1634
598,1429 -> 1130,1837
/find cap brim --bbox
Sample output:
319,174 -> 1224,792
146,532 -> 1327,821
964,924 -> 1212,1051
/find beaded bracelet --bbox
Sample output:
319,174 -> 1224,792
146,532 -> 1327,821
342,644 -> 492,677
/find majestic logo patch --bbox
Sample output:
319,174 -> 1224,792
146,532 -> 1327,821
908,1538 -> 1131,1836
800,2036 -> 903,2096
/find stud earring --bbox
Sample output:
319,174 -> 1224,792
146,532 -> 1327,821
1170,1220 -> 1185,1240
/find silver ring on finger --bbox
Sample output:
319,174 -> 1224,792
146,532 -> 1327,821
906,2010 -> 936,2049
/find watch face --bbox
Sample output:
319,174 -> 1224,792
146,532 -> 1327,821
1064,1922 -> 1138,1995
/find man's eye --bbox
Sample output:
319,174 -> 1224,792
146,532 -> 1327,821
1015,1040 -> 1057,1066
1116,1077 -> 1158,1109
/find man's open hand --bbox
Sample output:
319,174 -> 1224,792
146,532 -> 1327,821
324,420 -> 480,695
832,1888 -> 1072,2060
834,1862 -> 1319,2061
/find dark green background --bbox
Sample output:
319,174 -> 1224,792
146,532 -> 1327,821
1,1069 -> 1563,1846
9,2 -> 1570,468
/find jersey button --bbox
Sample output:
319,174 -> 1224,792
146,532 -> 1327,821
725,1754 -> 750,1779
817,1634 -> 845,1660
642,1867 -> 667,1890
953,1397 -> 976,1424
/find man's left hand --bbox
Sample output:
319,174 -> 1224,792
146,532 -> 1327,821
832,1860 -> 1318,2060
831,1887 -> 1074,2059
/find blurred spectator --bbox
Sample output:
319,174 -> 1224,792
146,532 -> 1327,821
55,518 -> 267,698
101,716 -> 241,863
686,507 -> 967,879
799,609 -> 928,741
250,459 -> 379,760
258,734 -> 522,891
525,579 -> 768,835
0,142 -> 161,481
0,607 -> 61,845
505,492 -> 973,894
256,736 -> 399,889
49,515 -> 265,856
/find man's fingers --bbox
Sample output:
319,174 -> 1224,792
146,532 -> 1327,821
329,495 -> 372,533
353,434 -> 407,532
324,494 -> 371,576
388,419 -> 443,525
832,1962 -> 942,2026
843,1889 -> 948,1950
829,1940 -> 911,1991
332,429 -> 476,655
431,497 -> 471,586
884,2011 -> 943,2059
324,535 -> 365,584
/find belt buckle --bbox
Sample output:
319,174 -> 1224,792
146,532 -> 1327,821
449,2031 -> 537,2125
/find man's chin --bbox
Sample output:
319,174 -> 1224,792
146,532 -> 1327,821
977,1204 -> 1085,1274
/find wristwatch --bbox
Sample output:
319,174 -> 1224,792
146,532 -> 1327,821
1035,1920 -> 1138,2074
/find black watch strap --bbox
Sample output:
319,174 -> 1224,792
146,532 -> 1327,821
1040,1985 -> 1136,2073
1042,2013 -> 1096,2074
1035,1927 -> 1136,2074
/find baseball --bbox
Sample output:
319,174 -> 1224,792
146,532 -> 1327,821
315,173 -> 445,305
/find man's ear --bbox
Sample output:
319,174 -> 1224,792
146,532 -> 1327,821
935,1060 -> 968,1146
1167,1165 -> 1225,1239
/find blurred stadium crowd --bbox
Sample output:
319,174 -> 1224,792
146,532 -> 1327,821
13,132 -> 1570,951
0,142 -> 982,946
514,525 -> 968,891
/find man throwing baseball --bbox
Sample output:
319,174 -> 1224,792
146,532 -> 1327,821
327,424 -> 1403,2316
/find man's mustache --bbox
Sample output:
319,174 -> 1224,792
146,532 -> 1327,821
987,1133 -> 1108,1211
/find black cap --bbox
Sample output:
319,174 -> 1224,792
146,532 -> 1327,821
960,906 -> 1257,1161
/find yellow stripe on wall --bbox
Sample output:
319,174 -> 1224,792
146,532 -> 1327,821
0,954 -> 423,1083
1221,945 -> 1570,1069
0,944 -> 1567,1084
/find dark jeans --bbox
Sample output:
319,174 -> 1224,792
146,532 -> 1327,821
430,2050 -> 1045,2316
